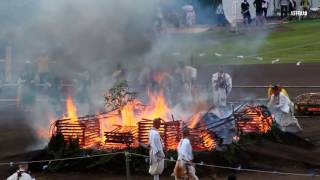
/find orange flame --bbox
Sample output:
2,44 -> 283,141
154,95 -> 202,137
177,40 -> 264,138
237,106 -> 273,133
188,112 -> 202,129
200,131 -> 216,151
144,90 -> 171,120
66,96 -> 78,124
121,101 -> 138,127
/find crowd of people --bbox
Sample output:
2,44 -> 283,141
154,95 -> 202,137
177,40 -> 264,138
240,0 -> 311,26
155,1 -> 197,32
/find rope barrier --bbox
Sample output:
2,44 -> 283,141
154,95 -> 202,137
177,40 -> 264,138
128,152 -> 319,177
0,152 -> 123,166
0,151 -> 318,177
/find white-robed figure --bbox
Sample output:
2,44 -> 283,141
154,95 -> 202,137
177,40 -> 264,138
172,129 -> 199,180
212,67 -> 232,108
7,163 -> 35,180
148,118 -> 165,180
268,86 -> 302,132
182,2 -> 196,26
175,62 -> 197,99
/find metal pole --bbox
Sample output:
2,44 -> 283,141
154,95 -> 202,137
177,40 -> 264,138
124,151 -> 131,180
5,46 -> 12,83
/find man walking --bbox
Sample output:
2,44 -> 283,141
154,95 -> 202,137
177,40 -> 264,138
172,129 -> 199,180
148,118 -> 165,180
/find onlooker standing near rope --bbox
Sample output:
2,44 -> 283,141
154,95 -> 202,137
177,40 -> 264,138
172,128 -> 199,180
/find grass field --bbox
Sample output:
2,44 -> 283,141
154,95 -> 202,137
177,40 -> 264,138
159,19 -> 320,65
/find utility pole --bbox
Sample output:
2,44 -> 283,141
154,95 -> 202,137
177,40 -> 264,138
124,151 -> 131,180
5,46 -> 12,83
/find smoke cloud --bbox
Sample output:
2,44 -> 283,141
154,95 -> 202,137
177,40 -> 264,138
0,0 -> 271,151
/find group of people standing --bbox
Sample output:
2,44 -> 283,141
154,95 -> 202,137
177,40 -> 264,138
156,1 -> 197,31
241,0 -> 271,26
241,0 -> 310,24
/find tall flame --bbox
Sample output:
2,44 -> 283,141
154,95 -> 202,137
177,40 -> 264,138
144,90 -> 170,120
121,101 -> 137,127
66,96 -> 78,124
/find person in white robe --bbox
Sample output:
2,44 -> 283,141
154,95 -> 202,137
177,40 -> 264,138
182,2 -> 196,27
148,118 -> 165,180
7,164 -> 35,180
211,68 -> 232,108
173,129 -> 199,180
175,62 -> 197,101
268,86 -> 302,132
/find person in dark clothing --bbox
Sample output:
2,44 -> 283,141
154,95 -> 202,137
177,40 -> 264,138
289,0 -> 297,17
254,0 -> 265,26
241,0 -> 252,24
279,0 -> 290,18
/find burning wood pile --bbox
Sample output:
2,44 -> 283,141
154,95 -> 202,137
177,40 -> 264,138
138,119 -> 181,150
52,116 -> 100,148
189,129 -> 217,151
104,125 -> 137,148
295,93 -> 320,115
47,77 -> 270,152
50,93 -> 271,151
49,80 -> 218,151
235,105 -> 273,134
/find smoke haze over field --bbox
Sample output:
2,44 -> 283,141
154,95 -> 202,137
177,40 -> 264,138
0,0 -> 274,151
0,0 -> 162,150
0,0 -> 160,76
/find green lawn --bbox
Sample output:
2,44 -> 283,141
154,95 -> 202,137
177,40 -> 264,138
159,19 -> 320,65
